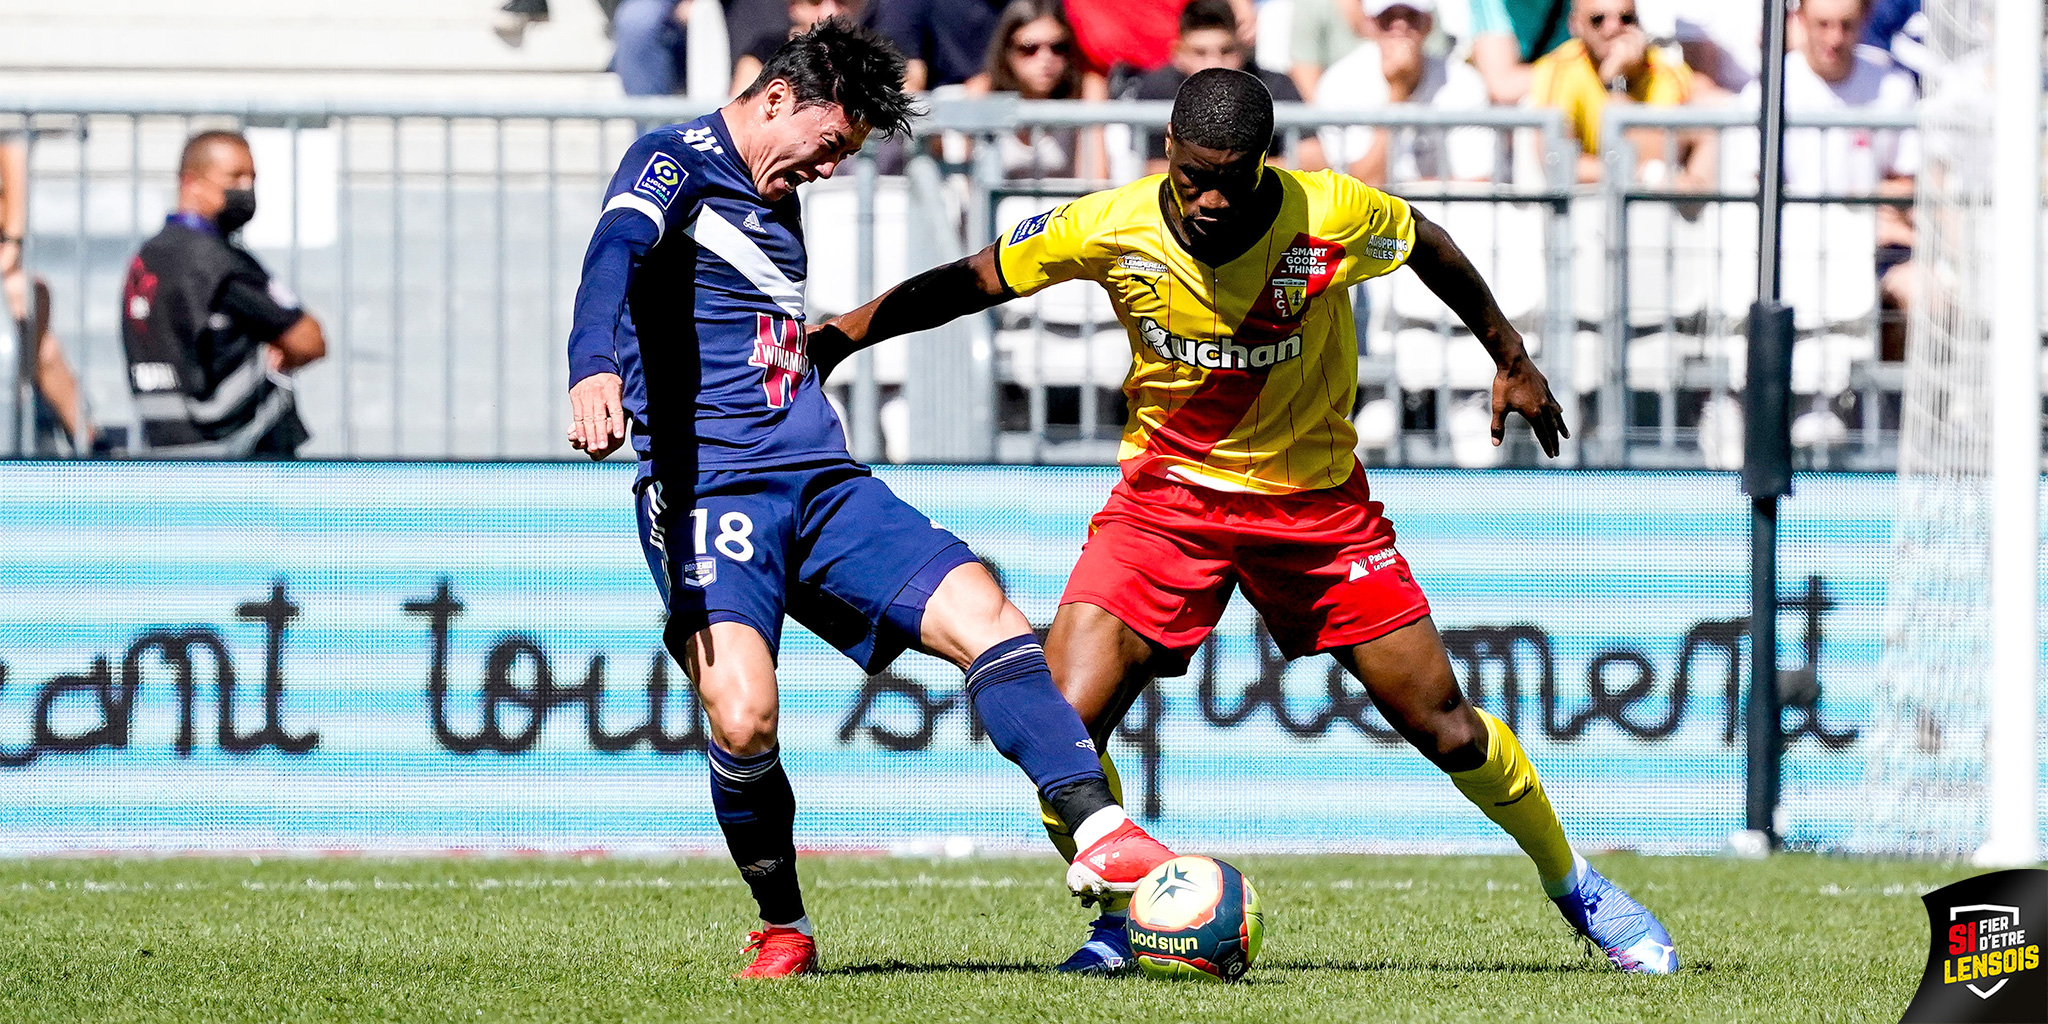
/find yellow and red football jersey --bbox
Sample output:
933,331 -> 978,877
996,168 -> 1416,494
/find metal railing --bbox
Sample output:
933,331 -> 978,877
1598,107 -> 1922,470
0,95 -> 1934,469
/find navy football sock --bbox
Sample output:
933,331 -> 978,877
706,741 -> 806,925
965,636 -> 1113,817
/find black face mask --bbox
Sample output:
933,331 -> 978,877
216,188 -> 257,235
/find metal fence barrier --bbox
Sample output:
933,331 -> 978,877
0,96 -> 1936,469
1598,107 -> 1921,471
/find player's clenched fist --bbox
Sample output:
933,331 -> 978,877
567,372 -> 627,460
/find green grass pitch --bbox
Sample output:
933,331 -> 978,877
0,853 -> 1963,1022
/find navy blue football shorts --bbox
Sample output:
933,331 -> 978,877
635,461 -> 978,673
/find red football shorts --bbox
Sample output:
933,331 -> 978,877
1060,462 -> 1431,670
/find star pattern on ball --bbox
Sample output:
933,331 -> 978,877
1150,863 -> 1194,901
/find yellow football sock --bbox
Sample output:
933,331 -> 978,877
1448,709 -> 1579,896
1041,751 -> 1124,863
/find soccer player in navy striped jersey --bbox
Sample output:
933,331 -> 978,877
564,20 -> 1175,979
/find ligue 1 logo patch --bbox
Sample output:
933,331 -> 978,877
1901,869 -> 2048,1023
632,152 -> 687,210
1009,209 -> 1055,245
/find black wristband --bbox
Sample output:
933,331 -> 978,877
807,322 -> 857,380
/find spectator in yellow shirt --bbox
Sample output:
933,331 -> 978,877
1529,0 -> 1707,184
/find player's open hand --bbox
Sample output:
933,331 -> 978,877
1492,356 -> 1569,458
568,372 -> 627,460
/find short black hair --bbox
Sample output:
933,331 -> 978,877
739,18 -> 922,139
1179,0 -> 1239,36
1169,67 -> 1274,155
180,130 -> 249,176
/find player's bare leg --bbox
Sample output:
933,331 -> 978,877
679,621 -> 817,978
1045,602 -> 1156,747
1334,617 -> 1678,974
915,565 -> 1175,908
1037,600 -> 1158,974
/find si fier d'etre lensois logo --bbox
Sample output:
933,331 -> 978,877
1902,869 -> 2048,1024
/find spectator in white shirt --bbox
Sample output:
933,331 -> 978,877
1734,0 -> 1918,359
1737,0 -> 1918,197
1314,0 -> 1498,185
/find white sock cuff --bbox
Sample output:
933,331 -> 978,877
768,915 -> 814,936
1072,807 -> 1128,852
1543,851 -> 1590,898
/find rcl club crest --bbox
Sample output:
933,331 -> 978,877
749,314 -> 808,408
1271,277 -> 1309,321
1239,234 -> 1342,343
1269,238 -> 1337,321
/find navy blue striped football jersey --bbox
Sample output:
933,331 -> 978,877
567,112 -> 847,478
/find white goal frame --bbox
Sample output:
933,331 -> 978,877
1975,0 -> 2042,868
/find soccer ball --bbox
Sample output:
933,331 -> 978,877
1125,855 -> 1264,982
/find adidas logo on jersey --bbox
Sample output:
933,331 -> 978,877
1137,316 -> 1303,371
743,211 -> 762,232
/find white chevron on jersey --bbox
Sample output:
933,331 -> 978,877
601,191 -> 670,244
688,206 -> 806,319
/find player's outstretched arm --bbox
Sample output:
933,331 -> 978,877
1404,209 -> 1571,457
563,205 -> 657,461
810,243 -> 1013,379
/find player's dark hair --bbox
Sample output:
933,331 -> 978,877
179,130 -> 250,176
1179,0 -> 1239,36
740,18 -> 923,139
1168,67 -> 1274,156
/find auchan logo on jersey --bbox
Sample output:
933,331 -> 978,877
1137,317 -> 1302,371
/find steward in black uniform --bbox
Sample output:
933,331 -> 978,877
119,210 -> 309,456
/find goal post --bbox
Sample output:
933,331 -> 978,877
1973,0 -> 2042,868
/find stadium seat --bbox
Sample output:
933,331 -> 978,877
1790,332 -> 1876,397
1695,391 -> 1745,470
1353,396 -> 1401,451
1718,204 -> 1877,334
993,195 -> 1063,237
995,327 -> 1132,388
1392,328 -> 1495,391
802,176 -> 911,319
1393,328 -> 1448,390
1572,329 -> 1609,397
1574,199 -> 1717,333
823,337 -> 908,388
1783,206 -> 1879,332
1392,199 -> 1545,327
1646,204 -> 1717,324
1569,197 -> 1609,326
1446,394 -> 1505,467
879,394 -> 909,463
1032,279 -> 1118,328
1,0 -> 620,98
1626,333 -> 1741,393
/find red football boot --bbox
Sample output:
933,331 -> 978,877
735,926 -> 817,979
1065,819 -> 1177,902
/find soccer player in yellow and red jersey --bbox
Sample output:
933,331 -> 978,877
811,67 -> 1677,976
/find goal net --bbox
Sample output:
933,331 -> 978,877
1852,0 -> 2038,858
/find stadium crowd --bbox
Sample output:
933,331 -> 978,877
525,0 -> 1930,193
0,0 -> 1936,461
